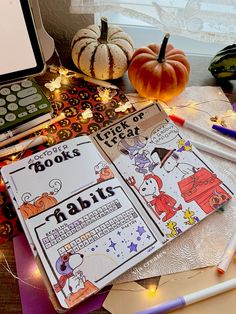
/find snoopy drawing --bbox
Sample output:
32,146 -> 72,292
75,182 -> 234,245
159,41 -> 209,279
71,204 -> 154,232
118,136 -> 156,174
139,173 -> 182,222
94,161 -> 114,182
54,252 -> 86,297
150,147 -> 198,179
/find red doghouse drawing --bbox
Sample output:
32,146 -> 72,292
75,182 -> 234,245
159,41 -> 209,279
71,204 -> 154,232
178,167 -> 231,214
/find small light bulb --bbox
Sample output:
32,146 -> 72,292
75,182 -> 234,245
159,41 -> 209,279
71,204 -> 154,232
147,284 -> 158,297
11,155 -> 17,161
31,265 -> 41,279
82,108 -> 93,119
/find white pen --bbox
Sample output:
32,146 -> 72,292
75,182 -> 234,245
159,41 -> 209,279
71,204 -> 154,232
0,112 -> 65,149
75,73 -> 119,89
0,112 -> 52,142
217,228 -> 236,274
0,135 -> 48,158
190,139 -> 236,163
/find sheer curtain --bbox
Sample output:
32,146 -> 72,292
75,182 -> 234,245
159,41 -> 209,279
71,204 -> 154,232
70,0 -> 236,49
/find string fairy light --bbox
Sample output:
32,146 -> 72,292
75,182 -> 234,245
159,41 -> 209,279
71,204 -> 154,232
88,267 -> 213,302
44,76 -> 62,92
81,108 -> 93,120
146,283 -> 159,297
115,101 -> 133,113
97,87 -> 117,104
30,264 -> 41,280
46,65 -> 77,92
0,251 -> 43,290
0,249 -> 221,300
127,93 -> 236,128
11,155 -> 18,161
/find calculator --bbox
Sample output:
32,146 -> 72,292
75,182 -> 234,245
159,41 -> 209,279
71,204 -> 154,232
0,79 -> 52,133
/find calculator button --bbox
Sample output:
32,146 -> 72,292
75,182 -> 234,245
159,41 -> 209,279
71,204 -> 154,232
19,94 -> 42,107
0,99 -> 6,106
7,103 -> 18,111
26,104 -> 36,110
17,87 -> 37,98
0,118 -> 5,126
21,80 -> 33,88
28,108 -> 38,113
6,94 -> 17,102
11,84 -> 21,92
0,108 -> 7,116
5,113 -> 16,122
39,103 -> 49,109
0,88 -> 10,96
18,112 -> 28,118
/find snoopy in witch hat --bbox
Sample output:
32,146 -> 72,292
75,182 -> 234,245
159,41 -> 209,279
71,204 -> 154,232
150,147 -> 198,178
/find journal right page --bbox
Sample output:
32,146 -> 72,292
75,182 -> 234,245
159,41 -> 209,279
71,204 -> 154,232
92,102 -> 234,243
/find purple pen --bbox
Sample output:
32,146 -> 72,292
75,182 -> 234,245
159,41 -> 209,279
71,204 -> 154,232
134,278 -> 236,314
135,297 -> 186,314
212,124 -> 236,139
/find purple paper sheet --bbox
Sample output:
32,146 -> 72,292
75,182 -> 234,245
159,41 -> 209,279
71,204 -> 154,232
13,234 -> 109,314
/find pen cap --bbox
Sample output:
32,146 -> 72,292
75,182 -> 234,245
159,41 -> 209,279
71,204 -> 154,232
169,115 -> 185,126
212,124 -> 236,139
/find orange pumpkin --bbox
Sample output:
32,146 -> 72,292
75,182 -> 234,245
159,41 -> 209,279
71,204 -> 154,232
34,192 -> 58,212
20,202 -> 39,220
19,193 -> 58,220
128,34 -> 190,101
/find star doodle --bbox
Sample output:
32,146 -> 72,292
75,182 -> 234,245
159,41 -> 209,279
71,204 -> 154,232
136,226 -> 146,236
128,242 -> 138,253
109,240 -> 117,250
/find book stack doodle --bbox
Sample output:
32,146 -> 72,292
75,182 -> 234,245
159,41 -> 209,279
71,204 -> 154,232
2,102 -> 233,311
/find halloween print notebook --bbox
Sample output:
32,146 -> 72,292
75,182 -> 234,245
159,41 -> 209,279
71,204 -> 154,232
1,102 -> 233,311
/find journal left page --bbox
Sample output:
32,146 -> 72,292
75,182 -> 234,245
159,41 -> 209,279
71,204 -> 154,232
1,136 -> 162,309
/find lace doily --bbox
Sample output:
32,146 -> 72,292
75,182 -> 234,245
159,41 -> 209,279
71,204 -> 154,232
70,0 -> 236,44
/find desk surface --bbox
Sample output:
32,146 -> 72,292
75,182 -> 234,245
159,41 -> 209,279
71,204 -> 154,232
0,53 -> 235,314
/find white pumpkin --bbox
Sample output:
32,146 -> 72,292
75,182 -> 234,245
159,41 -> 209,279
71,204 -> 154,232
71,17 -> 134,80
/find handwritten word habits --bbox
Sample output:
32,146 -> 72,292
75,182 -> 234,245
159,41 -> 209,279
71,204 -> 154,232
45,186 -> 115,224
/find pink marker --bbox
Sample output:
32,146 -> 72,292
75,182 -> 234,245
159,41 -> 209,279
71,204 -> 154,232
217,228 -> 236,274
169,114 -> 236,150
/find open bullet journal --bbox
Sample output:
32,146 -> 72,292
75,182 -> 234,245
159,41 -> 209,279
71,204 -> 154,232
1,102 -> 233,311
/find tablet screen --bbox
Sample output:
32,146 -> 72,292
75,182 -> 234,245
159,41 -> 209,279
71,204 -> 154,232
0,0 -> 45,84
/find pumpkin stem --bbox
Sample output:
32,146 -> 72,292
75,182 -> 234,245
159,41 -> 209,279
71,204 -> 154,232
99,17 -> 108,44
157,33 -> 170,63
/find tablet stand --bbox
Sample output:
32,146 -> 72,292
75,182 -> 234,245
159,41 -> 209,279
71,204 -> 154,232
30,0 -> 55,62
